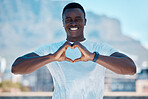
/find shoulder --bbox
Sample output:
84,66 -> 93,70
33,40 -> 65,56
88,40 -> 118,56
38,40 -> 65,49
85,40 -> 105,48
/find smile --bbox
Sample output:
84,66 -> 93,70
70,27 -> 78,31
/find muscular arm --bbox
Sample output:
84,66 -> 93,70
72,42 -> 136,75
11,52 -> 54,74
11,41 -> 72,75
95,52 -> 136,75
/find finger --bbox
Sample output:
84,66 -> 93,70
56,44 -> 69,56
59,43 -> 69,52
72,42 -> 80,49
65,41 -> 72,48
73,42 -> 84,49
71,44 -> 76,49
65,41 -> 74,49
54,42 -> 71,58
73,58 -> 81,62
63,41 -> 71,47
73,41 -> 82,46
73,44 -> 87,55
65,57 -> 73,63
61,42 -> 71,52
65,44 -> 71,50
54,46 -> 64,56
65,41 -> 72,46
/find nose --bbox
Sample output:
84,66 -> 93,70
70,20 -> 76,26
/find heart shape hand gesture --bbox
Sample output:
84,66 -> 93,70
52,41 -> 95,63
72,42 -> 95,62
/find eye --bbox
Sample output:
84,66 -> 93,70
65,18 -> 71,23
75,18 -> 82,22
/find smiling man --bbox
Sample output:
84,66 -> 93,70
63,6 -> 86,42
11,2 -> 136,99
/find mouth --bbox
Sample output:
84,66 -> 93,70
69,27 -> 79,31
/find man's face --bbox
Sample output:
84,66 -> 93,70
62,8 -> 86,39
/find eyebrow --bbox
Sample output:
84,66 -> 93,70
75,16 -> 82,18
65,16 -> 82,19
65,17 -> 71,19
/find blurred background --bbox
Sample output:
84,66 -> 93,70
0,0 -> 148,98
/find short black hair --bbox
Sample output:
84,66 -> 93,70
62,2 -> 86,18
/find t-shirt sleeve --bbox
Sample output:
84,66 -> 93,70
99,42 -> 118,56
33,44 -> 51,56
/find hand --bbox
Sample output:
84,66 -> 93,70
53,41 -> 73,62
72,41 -> 95,62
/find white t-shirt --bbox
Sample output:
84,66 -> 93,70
33,40 -> 117,99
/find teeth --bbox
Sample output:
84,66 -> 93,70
70,28 -> 78,31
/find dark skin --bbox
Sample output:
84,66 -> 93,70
11,8 -> 136,75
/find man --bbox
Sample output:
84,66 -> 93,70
12,2 -> 136,99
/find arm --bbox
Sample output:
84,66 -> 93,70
95,52 -> 136,75
11,52 -> 54,74
11,41 -> 72,75
72,42 -> 136,75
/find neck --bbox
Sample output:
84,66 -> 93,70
66,36 -> 86,42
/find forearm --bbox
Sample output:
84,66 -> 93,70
12,54 -> 54,74
95,55 -> 136,75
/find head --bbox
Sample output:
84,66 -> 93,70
62,2 -> 87,42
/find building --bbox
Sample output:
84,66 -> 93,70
22,66 -> 54,92
136,68 -> 148,93
0,56 -> 6,82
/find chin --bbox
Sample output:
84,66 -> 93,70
68,32 -> 78,37
70,35 -> 78,38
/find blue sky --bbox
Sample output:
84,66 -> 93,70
1,0 -> 148,49
74,0 -> 148,49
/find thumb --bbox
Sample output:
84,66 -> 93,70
65,57 -> 74,63
73,58 -> 81,63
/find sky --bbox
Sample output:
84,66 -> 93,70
74,0 -> 148,49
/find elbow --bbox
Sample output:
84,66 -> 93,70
11,65 -> 28,75
11,57 -> 29,75
128,62 -> 137,75
11,66 -> 18,74
128,59 -> 137,75
120,65 -> 137,75
11,58 -> 22,74
11,65 -> 22,75
129,65 -> 137,75
120,59 -> 137,75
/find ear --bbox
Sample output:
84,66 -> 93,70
84,18 -> 87,26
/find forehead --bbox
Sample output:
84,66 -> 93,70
63,8 -> 84,18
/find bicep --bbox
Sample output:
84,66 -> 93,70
23,52 -> 39,58
110,52 -> 128,57
12,52 -> 39,66
110,52 -> 134,63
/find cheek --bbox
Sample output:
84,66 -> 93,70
63,23 -> 68,29
64,22 -> 69,26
